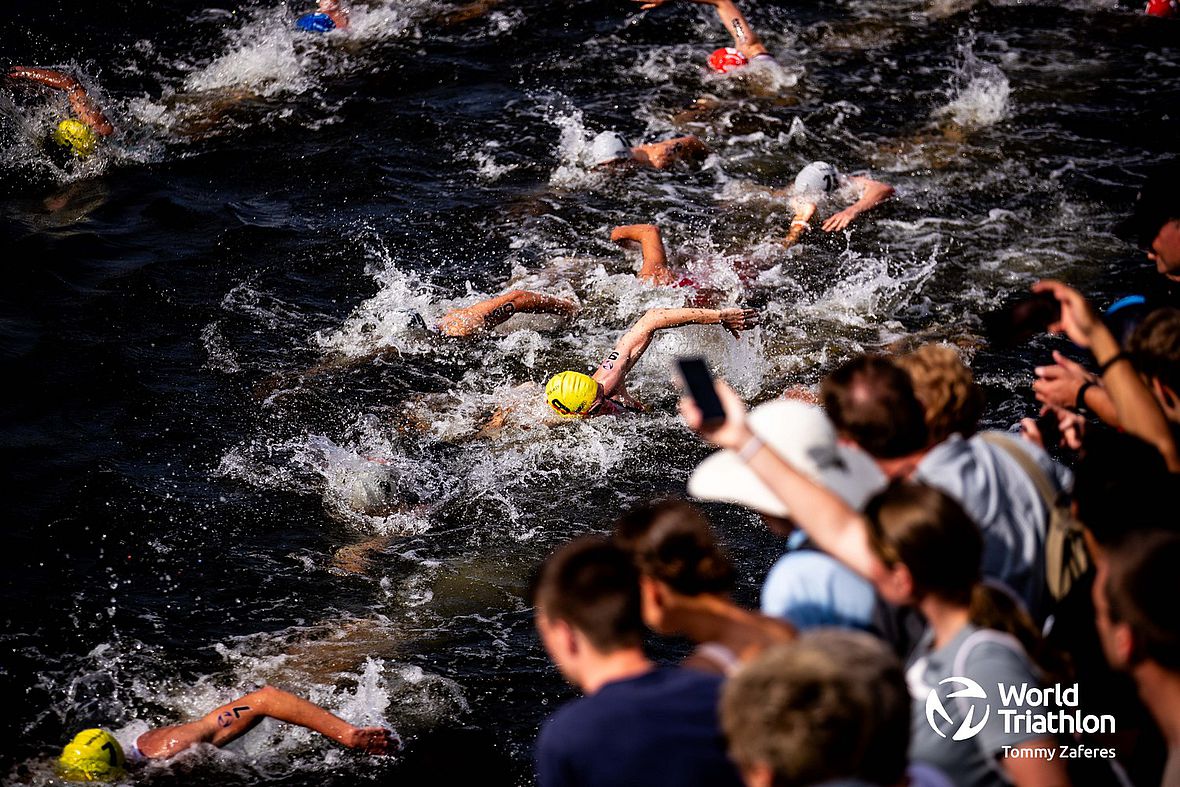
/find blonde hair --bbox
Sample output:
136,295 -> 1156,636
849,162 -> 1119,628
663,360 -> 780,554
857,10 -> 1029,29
895,344 -> 984,444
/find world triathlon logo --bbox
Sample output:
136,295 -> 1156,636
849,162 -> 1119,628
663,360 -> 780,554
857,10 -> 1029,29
926,676 -> 990,741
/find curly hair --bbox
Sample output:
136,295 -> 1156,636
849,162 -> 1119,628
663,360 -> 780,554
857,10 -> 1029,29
895,344 -> 985,444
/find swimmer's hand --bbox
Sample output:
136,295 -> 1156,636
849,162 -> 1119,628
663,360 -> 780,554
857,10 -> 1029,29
822,206 -> 859,232
719,307 -> 758,338
343,726 -> 401,756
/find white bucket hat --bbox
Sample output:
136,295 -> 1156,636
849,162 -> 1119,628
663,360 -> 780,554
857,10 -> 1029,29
688,399 -> 885,517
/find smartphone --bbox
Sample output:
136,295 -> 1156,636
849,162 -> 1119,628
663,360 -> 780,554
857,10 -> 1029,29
676,357 -> 726,427
1036,411 -> 1063,451
982,292 -> 1062,348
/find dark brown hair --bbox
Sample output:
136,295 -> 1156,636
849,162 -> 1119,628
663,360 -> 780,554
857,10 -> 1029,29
613,500 -> 736,597
1129,308 -> 1180,396
529,536 -> 644,653
821,355 -> 929,459
1106,530 -> 1180,673
863,481 -> 981,605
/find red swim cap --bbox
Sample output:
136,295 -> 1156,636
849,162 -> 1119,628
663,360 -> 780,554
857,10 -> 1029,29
1146,0 -> 1176,16
708,47 -> 749,74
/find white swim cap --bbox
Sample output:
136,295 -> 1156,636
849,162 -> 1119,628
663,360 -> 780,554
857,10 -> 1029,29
589,131 -> 633,166
794,161 -> 840,195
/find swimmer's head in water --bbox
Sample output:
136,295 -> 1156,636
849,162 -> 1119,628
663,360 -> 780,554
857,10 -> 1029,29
53,119 -> 97,159
296,11 -> 336,32
58,729 -> 125,782
794,161 -> 840,197
545,371 -> 600,417
588,132 -> 633,167
708,47 -> 749,74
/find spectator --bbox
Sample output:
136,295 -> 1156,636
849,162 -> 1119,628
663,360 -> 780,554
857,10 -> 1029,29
1095,531 -> 1180,785
1032,303 -> 1180,439
680,385 -> 1071,787
1035,280 -> 1180,471
1117,161 -> 1180,285
530,537 -> 742,787
824,350 -> 1069,620
721,631 -> 953,787
612,500 -> 795,675
1128,308 -> 1180,427
686,398 -> 894,638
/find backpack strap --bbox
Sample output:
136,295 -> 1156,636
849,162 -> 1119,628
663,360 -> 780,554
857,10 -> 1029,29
977,432 -> 1063,510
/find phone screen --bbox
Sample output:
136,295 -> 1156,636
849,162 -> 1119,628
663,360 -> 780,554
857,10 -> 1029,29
676,357 -> 726,426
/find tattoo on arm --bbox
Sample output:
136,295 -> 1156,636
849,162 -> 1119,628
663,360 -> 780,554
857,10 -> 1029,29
487,302 -> 516,323
732,18 -> 746,41
216,706 -> 251,727
601,351 -> 620,371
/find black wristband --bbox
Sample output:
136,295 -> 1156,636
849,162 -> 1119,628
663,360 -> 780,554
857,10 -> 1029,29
1098,352 -> 1132,377
1074,381 -> 1094,412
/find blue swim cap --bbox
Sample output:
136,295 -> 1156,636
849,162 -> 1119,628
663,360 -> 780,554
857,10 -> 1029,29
296,12 -> 336,32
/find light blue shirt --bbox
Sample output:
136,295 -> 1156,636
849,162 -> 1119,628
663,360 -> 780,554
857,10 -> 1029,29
761,533 -> 880,632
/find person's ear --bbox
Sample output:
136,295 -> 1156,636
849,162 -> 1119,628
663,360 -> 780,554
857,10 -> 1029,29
1112,622 -> 1136,667
639,575 -> 667,624
1154,379 -> 1180,419
878,562 -> 915,604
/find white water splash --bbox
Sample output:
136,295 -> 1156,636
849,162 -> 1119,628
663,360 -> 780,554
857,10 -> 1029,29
935,35 -> 1011,130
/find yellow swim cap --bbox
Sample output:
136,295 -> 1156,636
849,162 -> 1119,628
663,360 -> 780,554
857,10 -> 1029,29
545,371 -> 599,417
53,119 -> 98,158
58,728 -> 125,782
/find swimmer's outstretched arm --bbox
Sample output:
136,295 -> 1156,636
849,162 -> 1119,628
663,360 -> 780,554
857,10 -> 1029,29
634,0 -> 769,59
611,224 -> 676,285
6,67 -> 114,136
783,201 -> 818,248
437,290 -> 577,337
135,685 -> 397,760
317,0 -> 350,29
595,306 -> 758,397
821,175 -> 894,233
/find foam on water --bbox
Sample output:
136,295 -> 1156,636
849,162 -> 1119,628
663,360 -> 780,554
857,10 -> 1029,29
935,35 -> 1012,131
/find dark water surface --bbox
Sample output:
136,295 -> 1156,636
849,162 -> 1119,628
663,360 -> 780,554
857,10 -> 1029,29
2,0 -> 1178,783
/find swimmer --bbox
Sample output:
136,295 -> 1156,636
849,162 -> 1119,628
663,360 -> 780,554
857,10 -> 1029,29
257,289 -> 578,398
544,305 -> 758,417
296,0 -> 350,32
781,161 -> 894,246
57,686 -> 397,780
6,67 -> 114,159
589,131 -> 710,170
634,0 -> 774,73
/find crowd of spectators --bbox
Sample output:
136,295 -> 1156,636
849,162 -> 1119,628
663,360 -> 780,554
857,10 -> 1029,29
530,161 -> 1180,787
